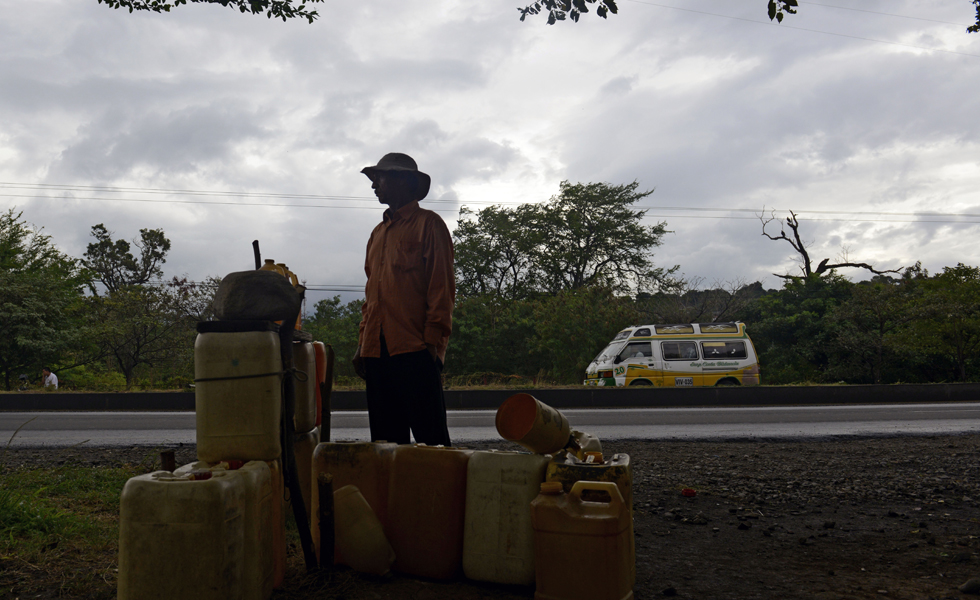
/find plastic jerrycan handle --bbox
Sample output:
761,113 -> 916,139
569,480 -> 624,508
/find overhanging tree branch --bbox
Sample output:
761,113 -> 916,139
96,0 -> 324,23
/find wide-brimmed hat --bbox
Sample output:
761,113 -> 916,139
361,153 -> 431,201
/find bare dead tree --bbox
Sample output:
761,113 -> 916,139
760,208 -> 903,280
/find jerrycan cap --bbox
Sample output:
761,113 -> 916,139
540,482 -> 564,495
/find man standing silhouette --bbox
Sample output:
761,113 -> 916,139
352,153 -> 455,445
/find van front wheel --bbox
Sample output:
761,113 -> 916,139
715,378 -> 740,387
629,379 -> 653,386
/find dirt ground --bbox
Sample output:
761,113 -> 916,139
3,434 -> 980,599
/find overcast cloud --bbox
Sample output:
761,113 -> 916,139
2,0 -> 979,308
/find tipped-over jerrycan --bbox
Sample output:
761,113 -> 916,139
463,450 -> 549,586
173,461 -> 275,600
531,481 -> 634,600
333,485 -> 395,575
118,470 -> 247,600
311,441 -> 397,562
387,444 -> 473,579
293,341 -> 317,433
496,393 -> 571,454
195,321 -> 282,462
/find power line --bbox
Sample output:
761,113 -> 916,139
799,1 -> 973,28
5,190 -> 980,225
625,0 -> 980,59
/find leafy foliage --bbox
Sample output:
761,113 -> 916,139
83,224 -> 171,294
454,181 -> 678,300
0,210 -> 91,390
767,0 -> 798,24
531,286 -> 638,381
914,264 -> 980,381
302,296 -> 364,380
82,225 -> 217,389
95,0 -> 324,23
518,0 -> 618,24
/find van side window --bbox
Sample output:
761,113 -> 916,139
633,328 -> 651,337
618,342 -> 653,361
662,341 -> 698,360
656,325 -> 695,334
701,341 -> 747,359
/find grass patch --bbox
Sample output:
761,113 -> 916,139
0,461 -> 146,599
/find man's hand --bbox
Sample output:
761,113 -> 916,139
426,344 -> 438,362
352,345 -> 366,380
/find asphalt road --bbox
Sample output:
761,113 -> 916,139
2,403 -> 980,447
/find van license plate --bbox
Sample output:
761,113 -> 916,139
674,377 -> 694,387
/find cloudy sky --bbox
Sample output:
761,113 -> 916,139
2,0 -> 979,308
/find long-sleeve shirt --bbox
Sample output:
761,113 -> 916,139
358,201 -> 455,362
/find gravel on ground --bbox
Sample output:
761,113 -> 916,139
2,434 -> 979,599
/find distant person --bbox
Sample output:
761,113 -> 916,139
42,367 -> 58,389
351,152 -> 455,446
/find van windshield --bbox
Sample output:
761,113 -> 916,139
592,341 -> 626,364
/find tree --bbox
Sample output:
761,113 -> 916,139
454,181 -> 678,299
97,0 -> 323,23
446,292 -> 541,378
83,224 -> 171,294
82,225 -> 209,388
734,274 -> 853,384
88,281 -> 200,388
454,205 -> 537,300
0,209 -> 90,390
915,264 -> 980,381
531,181 -> 677,295
760,209 -> 902,280
532,286 -> 638,382
637,278 -> 765,324
302,296 -> 363,381
829,274 -> 922,384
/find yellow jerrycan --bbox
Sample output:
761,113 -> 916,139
173,461 -> 276,600
118,470 -> 248,600
530,481 -> 634,600
462,450 -> 549,586
333,484 -> 396,575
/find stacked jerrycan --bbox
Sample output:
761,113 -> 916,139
292,337 -> 320,527
119,263 -> 329,600
493,393 -> 635,600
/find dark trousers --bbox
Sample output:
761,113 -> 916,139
364,337 -> 451,446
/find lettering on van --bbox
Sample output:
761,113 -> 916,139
614,366 -> 626,376
703,361 -> 739,367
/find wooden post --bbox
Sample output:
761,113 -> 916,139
317,472 -> 335,571
160,449 -> 176,472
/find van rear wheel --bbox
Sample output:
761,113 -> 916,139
715,378 -> 740,387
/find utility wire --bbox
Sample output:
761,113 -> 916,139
4,189 -> 980,225
796,1 -> 973,28
625,0 -> 980,59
